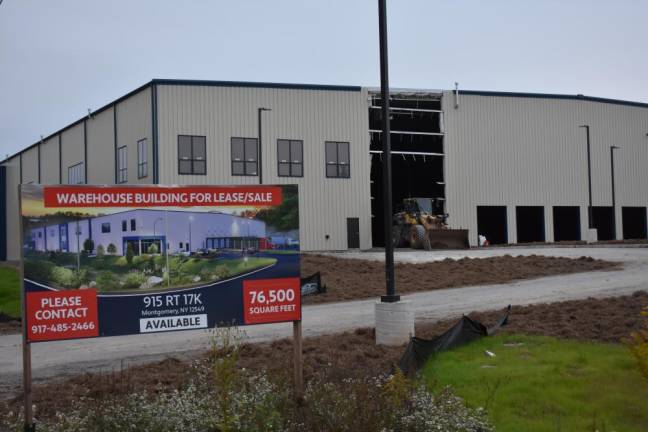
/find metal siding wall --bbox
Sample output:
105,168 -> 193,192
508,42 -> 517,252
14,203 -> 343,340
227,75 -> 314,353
61,123 -> 85,183
21,146 -> 39,183
0,166 -> 6,261
40,136 -> 60,184
87,107 -> 116,184
2,157 -> 20,261
443,92 -> 648,245
116,87 -> 153,185
157,85 -> 371,251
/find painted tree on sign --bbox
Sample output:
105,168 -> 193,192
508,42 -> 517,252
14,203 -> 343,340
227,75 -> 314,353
255,185 -> 298,232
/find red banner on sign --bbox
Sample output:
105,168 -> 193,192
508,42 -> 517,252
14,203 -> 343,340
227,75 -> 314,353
43,185 -> 283,208
26,289 -> 99,342
243,278 -> 301,324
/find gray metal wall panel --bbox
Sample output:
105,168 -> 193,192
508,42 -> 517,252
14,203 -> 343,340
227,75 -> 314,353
116,87 -> 153,184
86,107 -> 116,184
443,92 -> 648,244
61,123 -> 85,184
40,136 -> 60,184
2,157 -> 20,261
157,85 -> 371,251
21,146 -> 39,183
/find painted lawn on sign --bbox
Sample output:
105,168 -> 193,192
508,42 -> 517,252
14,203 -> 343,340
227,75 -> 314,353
422,334 -> 648,432
23,251 -> 277,292
0,265 -> 20,319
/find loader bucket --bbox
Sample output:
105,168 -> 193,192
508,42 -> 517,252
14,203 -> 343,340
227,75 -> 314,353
427,229 -> 470,249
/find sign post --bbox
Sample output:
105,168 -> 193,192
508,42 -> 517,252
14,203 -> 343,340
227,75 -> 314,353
19,184 -> 304,428
19,189 -> 35,431
293,319 -> 304,400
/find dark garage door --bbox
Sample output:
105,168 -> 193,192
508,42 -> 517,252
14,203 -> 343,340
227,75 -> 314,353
477,206 -> 508,245
516,206 -> 545,243
622,207 -> 647,239
592,207 -> 615,241
553,206 -> 581,242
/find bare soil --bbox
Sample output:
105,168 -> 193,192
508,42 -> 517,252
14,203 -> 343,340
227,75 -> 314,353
301,254 -> 618,304
5,291 -> 646,420
0,313 -> 20,335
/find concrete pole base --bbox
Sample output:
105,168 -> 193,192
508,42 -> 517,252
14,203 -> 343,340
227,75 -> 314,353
586,228 -> 598,243
375,300 -> 414,346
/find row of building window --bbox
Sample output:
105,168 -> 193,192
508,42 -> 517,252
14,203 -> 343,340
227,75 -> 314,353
100,219 -> 136,234
178,135 -> 350,178
64,136 -> 350,183
66,139 -> 148,185
118,139 -> 148,183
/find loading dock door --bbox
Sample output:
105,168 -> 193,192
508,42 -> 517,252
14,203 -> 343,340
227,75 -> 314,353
592,207 -> 615,241
516,206 -> 545,243
477,206 -> 508,245
347,218 -> 360,249
622,207 -> 647,239
553,206 -> 581,241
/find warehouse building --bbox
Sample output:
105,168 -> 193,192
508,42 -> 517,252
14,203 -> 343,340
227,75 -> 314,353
27,209 -> 266,256
2,79 -> 648,260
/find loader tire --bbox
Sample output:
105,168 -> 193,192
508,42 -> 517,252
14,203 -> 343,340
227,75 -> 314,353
409,225 -> 426,249
392,226 -> 406,248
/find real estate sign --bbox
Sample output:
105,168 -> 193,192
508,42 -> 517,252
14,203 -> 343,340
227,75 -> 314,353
20,184 -> 301,342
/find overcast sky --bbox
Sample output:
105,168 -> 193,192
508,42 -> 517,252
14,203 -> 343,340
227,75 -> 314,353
1,0 -> 647,158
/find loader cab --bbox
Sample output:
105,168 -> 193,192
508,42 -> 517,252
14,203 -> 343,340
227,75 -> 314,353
404,198 -> 441,216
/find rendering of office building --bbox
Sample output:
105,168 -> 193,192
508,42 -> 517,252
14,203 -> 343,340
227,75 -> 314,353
2,79 -> 648,260
27,209 -> 266,256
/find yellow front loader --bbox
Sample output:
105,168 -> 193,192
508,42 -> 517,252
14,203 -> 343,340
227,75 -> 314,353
392,198 -> 469,250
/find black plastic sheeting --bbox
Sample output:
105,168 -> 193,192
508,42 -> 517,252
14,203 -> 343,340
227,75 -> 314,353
301,272 -> 327,296
398,305 -> 511,376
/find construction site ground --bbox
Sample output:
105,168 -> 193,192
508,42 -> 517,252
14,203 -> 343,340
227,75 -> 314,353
3,290 -> 647,419
1,245 -> 647,400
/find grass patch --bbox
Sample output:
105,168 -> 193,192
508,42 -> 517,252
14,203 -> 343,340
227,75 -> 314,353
0,265 -> 20,319
422,334 -> 648,432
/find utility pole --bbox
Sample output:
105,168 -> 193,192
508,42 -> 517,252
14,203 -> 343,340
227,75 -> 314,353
379,0 -> 398,303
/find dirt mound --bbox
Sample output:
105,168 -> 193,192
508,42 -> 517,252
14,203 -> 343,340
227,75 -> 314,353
301,254 -> 618,304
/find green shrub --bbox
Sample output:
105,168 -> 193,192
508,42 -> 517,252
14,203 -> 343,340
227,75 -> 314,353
147,243 -> 158,254
115,256 -> 128,267
83,238 -> 94,254
51,266 -> 75,287
23,260 -> 54,282
122,272 -> 147,289
199,267 -> 213,281
107,243 -> 117,255
96,244 -> 105,257
214,265 -> 231,280
49,267 -> 88,288
126,244 -> 135,265
96,271 -> 120,291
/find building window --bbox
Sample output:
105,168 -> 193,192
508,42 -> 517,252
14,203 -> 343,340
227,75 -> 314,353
178,135 -> 206,175
101,223 -> 111,233
38,231 -> 42,238
130,219 -> 136,231
277,139 -> 303,177
122,220 -> 127,232
67,162 -> 85,184
137,139 -> 148,179
231,137 -> 258,176
117,145 -> 128,183
325,141 -> 350,178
